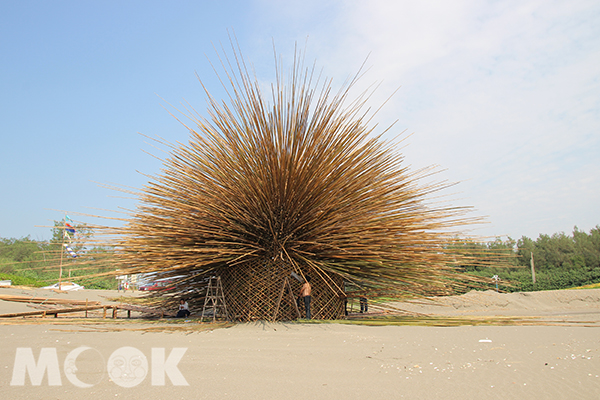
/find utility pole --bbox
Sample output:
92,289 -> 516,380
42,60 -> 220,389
530,251 -> 536,284
58,219 -> 65,291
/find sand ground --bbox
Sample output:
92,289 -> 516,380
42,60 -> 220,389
0,287 -> 598,399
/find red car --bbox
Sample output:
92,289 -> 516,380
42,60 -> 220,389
138,279 -> 175,291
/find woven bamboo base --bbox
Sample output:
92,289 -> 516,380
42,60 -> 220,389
218,258 -> 345,321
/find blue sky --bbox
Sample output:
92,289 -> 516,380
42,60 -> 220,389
1,0 -> 598,242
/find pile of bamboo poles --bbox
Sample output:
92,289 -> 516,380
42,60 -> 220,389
89,46 -> 491,321
0,295 -> 101,306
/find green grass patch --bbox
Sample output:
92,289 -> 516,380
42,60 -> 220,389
0,273 -> 46,287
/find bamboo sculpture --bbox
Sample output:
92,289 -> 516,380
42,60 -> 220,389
112,48 -> 479,321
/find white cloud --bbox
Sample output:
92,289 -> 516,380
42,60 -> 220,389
251,0 -> 600,239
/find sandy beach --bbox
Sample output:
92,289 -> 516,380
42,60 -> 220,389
0,287 -> 598,399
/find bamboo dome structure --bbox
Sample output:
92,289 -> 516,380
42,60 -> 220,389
112,48 -> 477,321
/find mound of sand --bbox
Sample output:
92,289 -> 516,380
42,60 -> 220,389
392,288 -> 600,318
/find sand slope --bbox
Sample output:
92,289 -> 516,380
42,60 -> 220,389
392,289 -> 600,319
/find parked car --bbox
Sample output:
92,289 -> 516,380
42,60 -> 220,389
138,279 -> 175,291
41,282 -> 85,291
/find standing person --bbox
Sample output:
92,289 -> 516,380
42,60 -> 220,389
299,276 -> 312,319
360,296 -> 368,313
344,296 -> 349,316
176,299 -> 190,318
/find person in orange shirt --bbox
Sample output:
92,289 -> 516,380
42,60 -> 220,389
299,276 -> 312,319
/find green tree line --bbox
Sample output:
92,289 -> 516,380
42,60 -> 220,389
453,226 -> 600,292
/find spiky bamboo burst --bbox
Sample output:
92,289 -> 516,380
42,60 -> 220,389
114,49 -> 478,320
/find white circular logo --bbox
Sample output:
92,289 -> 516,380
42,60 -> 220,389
64,346 -> 105,388
107,347 -> 148,388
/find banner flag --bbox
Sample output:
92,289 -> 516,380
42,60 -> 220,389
65,223 -> 76,235
65,216 -> 75,234
63,243 -> 77,258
